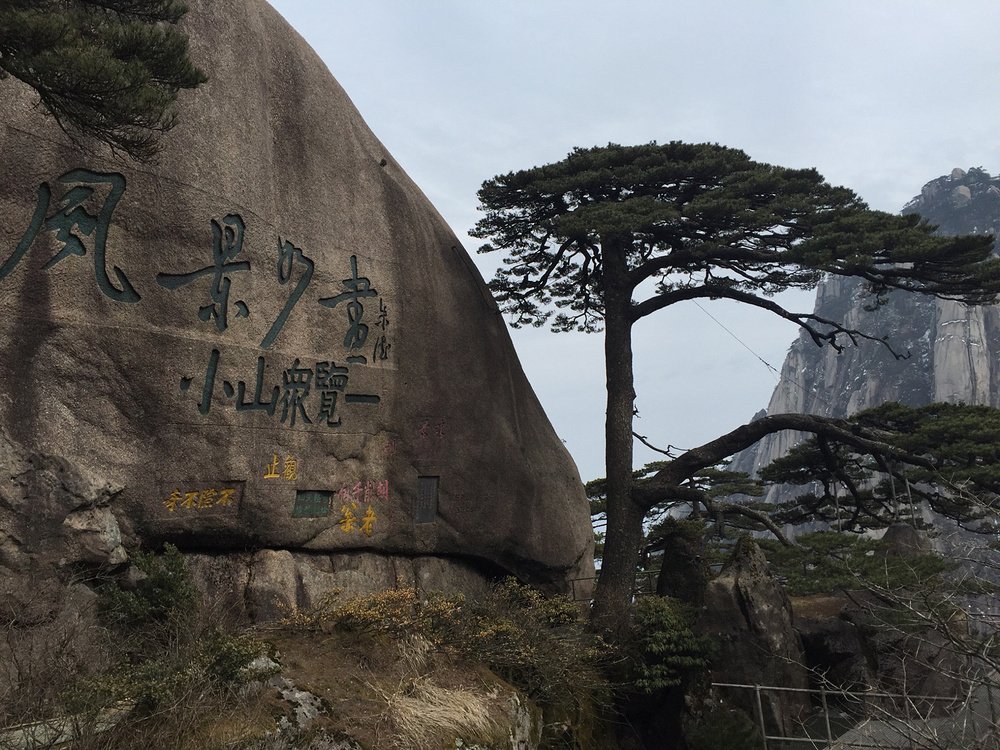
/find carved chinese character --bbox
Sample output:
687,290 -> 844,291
264,454 -> 281,478
339,502 -> 357,533
372,334 -> 390,361
163,489 -> 182,512
260,238 -> 314,349
318,255 -> 378,362
314,360 -> 348,427
375,298 -> 389,330
278,359 -> 312,427
282,454 -> 298,480
360,505 -> 376,536
0,169 -> 138,302
226,356 -> 278,416
179,349 -> 220,416
156,214 -> 250,332
198,488 -> 218,508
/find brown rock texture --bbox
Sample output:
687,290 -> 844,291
0,0 -> 592,594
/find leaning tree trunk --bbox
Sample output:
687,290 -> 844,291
589,241 -> 645,637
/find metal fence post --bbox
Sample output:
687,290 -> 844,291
821,685 -> 833,745
754,684 -> 769,750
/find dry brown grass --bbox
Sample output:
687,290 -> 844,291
789,593 -> 847,619
380,676 -> 503,750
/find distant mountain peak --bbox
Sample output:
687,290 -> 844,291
731,167 -> 1000,498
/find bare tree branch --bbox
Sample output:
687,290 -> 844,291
630,284 -> 910,358
633,432 -> 682,458
631,412 -> 935,520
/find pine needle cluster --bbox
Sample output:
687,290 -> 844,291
0,0 -> 207,161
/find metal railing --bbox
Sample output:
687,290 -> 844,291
711,681 -> 1000,750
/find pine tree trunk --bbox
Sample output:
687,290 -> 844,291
589,239 -> 644,637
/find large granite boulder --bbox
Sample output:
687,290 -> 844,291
0,0 -> 592,597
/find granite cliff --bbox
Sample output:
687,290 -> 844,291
731,167 -> 1000,502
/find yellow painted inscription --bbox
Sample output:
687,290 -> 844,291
162,487 -> 238,512
360,505 -> 376,536
265,453 -> 298,480
339,502 -> 357,532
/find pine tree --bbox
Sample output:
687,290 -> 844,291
473,142 -> 1000,636
762,402 -> 1000,532
0,0 -> 207,162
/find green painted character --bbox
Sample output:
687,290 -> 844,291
0,169 -> 138,302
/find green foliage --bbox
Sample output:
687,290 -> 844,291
75,546 -> 270,718
0,0 -> 207,161
473,142 -> 1000,333
589,461 -> 764,579
628,596 -> 713,692
683,707 -> 763,750
477,141 -> 1000,636
65,629 -> 272,714
99,542 -> 197,633
762,402 -> 1000,532
758,531 -> 957,596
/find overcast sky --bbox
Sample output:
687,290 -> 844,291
267,0 -> 1000,482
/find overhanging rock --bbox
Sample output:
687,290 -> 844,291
0,0 -> 593,596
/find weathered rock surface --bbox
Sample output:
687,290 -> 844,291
0,0 -> 592,598
792,590 -> 969,707
0,429 -> 126,578
791,594 -> 875,692
697,540 -> 810,737
183,547 -> 491,623
731,167 -> 1000,506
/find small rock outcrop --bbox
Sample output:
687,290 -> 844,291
793,590 -> 969,707
697,540 -> 810,737
0,431 -> 126,579
0,0 -> 593,609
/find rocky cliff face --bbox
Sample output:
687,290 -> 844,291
0,0 -> 593,611
731,167 -> 1000,501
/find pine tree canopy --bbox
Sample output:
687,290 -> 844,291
0,0 -> 207,162
761,402 -> 1000,533
473,142 -> 1000,343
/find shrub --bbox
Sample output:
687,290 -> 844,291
68,544 -> 272,732
281,578 -> 613,749
99,543 -> 197,627
629,596 -> 714,692
65,629 -> 272,715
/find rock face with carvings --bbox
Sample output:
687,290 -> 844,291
0,0 -> 593,611
731,167 -> 1000,503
